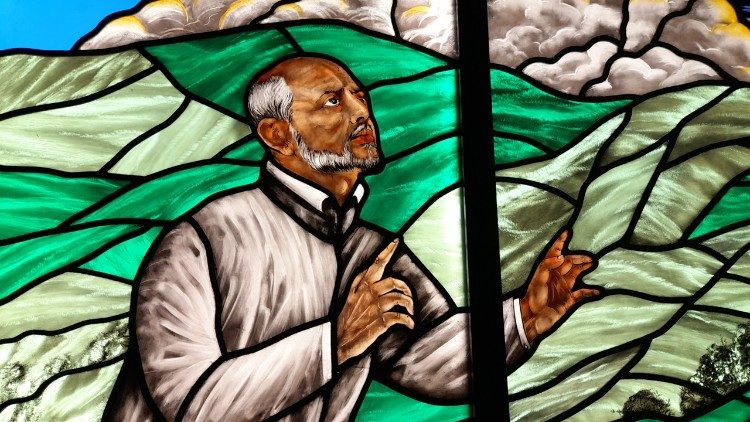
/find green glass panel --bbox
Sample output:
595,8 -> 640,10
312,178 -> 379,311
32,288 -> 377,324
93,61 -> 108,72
363,137 -> 460,232
603,85 -> 727,167
633,146 -> 750,247
370,70 -> 458,157
670,87 -> 750,162
109,100 -> 252,176
0,171 -> 127,241
356,381 -> 469,422
0,272 -> 130,341
221,137 -> 266,161
403,188 -> 467,306
693,390 -> 750,421
0,224 -> 141,301
690,184 -> 750,239
0,71 -> 184,172
79,227 -> 163,280
145,30 -> 296,116
0,318 -> 127,405
510,347 -> 640,420
287,25 -> 447,86
0,360 -> 123,421
0,51 -> 151,115
75,164 -> 260,224
491,69 -> 629,150
494,136 -> 546,165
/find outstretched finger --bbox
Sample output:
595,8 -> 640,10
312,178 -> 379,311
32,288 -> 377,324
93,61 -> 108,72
567,261 -> 594,281
546,230 -> 569,259
568,255 -> 593,265
558,255 -> 592,276
571,288 -> 600,303
557,257 -> 574,275
364,239 -> 399,282
379,292 -> 415,315
373,277 -> 412,297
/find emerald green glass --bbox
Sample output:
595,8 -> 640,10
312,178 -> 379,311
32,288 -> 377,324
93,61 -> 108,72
0,171 -> 127,240
146,30 -> 296,116
363,137 -> 460,232
75,164 -> 260,224
287,25 -> 447,86
0,224 -> 141,300
80,227 -> 163,280
491,69 -> 630,151
690,180 -> 750,239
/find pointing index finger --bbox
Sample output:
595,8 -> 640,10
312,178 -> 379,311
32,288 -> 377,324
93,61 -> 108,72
364,239 -> 399,282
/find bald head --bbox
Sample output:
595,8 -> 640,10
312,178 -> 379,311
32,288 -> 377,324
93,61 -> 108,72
247,57 -> 355,128
246,55 -> 379,177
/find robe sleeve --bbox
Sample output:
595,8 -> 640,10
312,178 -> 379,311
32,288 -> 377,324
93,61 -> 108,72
370,243 -> 529,400
135,221 -> 332,421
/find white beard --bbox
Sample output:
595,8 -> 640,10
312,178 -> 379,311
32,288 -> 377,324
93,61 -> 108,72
292,126 -> 380,173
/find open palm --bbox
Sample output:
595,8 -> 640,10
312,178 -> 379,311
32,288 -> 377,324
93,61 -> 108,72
520,230 -> 600,342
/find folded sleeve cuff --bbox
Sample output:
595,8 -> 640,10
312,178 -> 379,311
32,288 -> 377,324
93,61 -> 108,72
513,298 -> 531,349
321,321 -> 333,381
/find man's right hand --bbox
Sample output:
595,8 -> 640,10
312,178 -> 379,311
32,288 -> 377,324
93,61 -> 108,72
337,239 -> 415,365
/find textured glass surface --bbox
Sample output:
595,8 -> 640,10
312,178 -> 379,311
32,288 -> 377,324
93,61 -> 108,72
0,224 -> 141,300
691,179 -> 750,238
146,30 -> 297,116
491,69 -> 630,151
495,66 -> 750,419
0,172 -> 127,240
0,52 -> 151,114
0,21 -> 469,421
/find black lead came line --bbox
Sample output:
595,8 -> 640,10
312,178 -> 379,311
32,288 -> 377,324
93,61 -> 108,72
99,96 -> 192,173
509,239 -> 750,403
0,354 -> 127,412
0,67 -> 158,123
0,312 -> 130,346
539,241 -> 750,420
0,225 -> 153,310
456,0 -> 507,420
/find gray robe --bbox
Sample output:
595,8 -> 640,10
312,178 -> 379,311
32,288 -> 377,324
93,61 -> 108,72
104,164 -> 527,421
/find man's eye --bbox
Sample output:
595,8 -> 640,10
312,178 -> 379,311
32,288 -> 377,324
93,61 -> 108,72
325,98 -> 340,106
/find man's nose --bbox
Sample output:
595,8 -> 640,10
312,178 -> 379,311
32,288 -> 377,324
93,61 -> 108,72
346,92 -> 369,124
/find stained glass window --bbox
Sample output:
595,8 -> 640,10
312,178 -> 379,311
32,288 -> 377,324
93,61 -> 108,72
490,0 -> 750,420
1,0 -> 749,420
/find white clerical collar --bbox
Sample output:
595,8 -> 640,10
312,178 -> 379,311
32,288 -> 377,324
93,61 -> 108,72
266,161 -> 366,212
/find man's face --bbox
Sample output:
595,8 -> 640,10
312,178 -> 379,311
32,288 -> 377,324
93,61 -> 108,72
284,60 -> 380,173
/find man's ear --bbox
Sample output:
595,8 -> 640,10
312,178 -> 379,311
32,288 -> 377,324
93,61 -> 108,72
257,118 -> 295,156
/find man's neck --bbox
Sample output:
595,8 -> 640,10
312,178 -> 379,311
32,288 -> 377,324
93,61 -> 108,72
274,158 -> 360,206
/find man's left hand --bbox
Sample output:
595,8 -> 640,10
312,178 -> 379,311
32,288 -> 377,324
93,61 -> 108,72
520,230 -> 600,343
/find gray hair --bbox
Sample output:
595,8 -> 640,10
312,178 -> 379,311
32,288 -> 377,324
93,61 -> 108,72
246,76 -> 293,128
292,125 -> 380,173
247,74 -> 381,173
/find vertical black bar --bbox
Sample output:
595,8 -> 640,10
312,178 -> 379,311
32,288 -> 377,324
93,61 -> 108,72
456,0 -> 508,420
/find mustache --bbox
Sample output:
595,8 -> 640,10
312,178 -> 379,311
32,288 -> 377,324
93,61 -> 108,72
349,123 -> 375,139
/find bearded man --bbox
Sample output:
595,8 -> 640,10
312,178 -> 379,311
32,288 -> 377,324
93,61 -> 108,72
103,55 -> 598,421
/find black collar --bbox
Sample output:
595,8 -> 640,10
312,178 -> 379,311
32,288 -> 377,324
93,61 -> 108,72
258,167 -> 366,241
